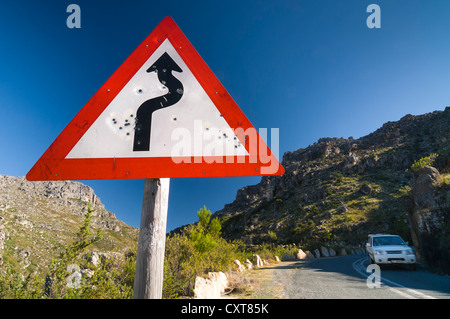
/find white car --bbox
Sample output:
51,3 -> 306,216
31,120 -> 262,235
366,234 -> 417,270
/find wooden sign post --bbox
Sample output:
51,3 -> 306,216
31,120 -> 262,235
133,178 -> 170,299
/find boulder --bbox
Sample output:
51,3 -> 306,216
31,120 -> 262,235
320,246 -> 330,257
244,259 -> 253,270
313,249 -> 321,258
208,272 -> 228,295
253,254 -> 263,268
407,166 -> 450,273
194,277 -> 219,299
85,252 -> 101,266
305,250 -> 315,259
329,247 -> 336,257
297,249 -> 307,259
194,272 -> 228,299
339,248 -> 347,256
234,260 -> 245,272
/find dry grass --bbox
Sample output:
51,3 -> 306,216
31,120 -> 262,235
224,260 -> 287,299
224,271 -> 260,297
439,173 -> 450,187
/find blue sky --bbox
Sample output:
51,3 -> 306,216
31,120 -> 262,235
1,1 -> 449,231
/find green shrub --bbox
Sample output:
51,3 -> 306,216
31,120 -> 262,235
163,206 -> 238,298
267,231 -> 278,242
0,202 -> 134,299
439,173 -> 450,187
398,185 -> 412,197
409,153 -> 438,173
189,206 -> 221,253
333,171 -> 344,186
44,202 -> 102,298
0,267 -> 43,299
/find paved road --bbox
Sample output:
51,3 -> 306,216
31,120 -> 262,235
257,255 -> 450,299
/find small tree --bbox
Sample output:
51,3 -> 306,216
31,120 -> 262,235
189,206 -> 221,253
163,206 -> 232,298
409,153 -> 438,173
45,202 -> 102,298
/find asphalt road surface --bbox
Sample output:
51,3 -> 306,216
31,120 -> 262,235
257,255 -> 450,299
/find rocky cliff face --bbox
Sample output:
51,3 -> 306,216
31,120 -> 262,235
0,175 -> 138,275
407,167 -> 450,273
214,107 -> 450,249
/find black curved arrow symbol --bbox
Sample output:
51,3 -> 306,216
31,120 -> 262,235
133,52 -> 183,152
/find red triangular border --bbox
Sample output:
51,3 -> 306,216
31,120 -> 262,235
26,17 -> 284,181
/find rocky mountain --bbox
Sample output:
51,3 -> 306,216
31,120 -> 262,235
214,108 -> 450,250
0,175 -> 138,275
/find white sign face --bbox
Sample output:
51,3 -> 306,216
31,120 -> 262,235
66,39 -> 248,159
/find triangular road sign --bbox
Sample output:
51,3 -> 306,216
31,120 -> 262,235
26,17 -> 284,181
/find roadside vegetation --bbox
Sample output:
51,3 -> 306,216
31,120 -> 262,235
0,203 -> 135,299
0,204 -> 294,299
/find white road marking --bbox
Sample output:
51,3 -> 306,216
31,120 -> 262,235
352,257 -> 436,299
